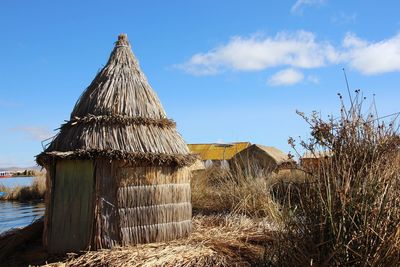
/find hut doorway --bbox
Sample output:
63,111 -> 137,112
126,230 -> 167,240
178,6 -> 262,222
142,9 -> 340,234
48,160 -> 95,253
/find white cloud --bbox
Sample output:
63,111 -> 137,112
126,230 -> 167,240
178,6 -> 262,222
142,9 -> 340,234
177,31 -> 400,77
342,33 -> 368,48
268,68 -> 304,86
177,31 -> 338,75
291,0 -> 326,15
342,33 -> 400,75
331,12 -> 357,24
307,75 -> 320,84
10,126 -> 53,141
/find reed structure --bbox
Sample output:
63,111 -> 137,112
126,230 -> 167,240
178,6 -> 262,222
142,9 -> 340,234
37,34 -> 196,253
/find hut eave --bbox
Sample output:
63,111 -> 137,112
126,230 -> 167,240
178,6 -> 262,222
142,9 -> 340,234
63,115 -> 176,129
36,149 -> 198,167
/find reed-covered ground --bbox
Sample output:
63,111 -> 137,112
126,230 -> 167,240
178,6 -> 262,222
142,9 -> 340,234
42,214 -> 272,267
0,174 -> 46,201
189,90 -> 400,266
2,213 -> 274,266
1,91 -> 399,266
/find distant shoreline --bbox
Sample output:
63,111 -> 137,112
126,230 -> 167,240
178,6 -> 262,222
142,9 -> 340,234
0,175 -> 46,202
0,175 -> 35,178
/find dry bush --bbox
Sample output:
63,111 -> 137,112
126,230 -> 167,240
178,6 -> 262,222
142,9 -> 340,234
0,174 -> 46,201
275,91 -> 400,266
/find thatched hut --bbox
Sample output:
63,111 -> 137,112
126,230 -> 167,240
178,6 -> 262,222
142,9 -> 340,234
301,151 -> 332,171
188,142 -> 294,175
230,144 -> 295,176
36,34 -> 195,253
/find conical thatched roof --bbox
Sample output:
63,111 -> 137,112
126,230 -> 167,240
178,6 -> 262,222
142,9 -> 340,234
37,34 -> 195,167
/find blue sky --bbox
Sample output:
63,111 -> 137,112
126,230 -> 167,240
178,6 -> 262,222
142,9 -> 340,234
1,0 -> 400,167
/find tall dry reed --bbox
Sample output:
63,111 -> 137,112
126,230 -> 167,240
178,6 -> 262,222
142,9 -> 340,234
274,91 -> 400,266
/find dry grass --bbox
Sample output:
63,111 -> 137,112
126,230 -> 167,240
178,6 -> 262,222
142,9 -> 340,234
191,166 -> 283,221
0,174 -> 46,201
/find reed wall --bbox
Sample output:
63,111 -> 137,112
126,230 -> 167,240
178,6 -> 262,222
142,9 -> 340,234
45,159 -> 192,252
115,164 -> 192,245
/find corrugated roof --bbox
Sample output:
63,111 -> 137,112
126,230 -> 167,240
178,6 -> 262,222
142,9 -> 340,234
188,142 -> 251,160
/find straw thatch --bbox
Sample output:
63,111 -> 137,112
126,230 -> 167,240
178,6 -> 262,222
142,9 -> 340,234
231,144 -> 294,172
37,34 -> 196,167
36,34 -> 195,252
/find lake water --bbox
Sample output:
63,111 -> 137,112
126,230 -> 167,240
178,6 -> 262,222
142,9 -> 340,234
0,177 -> 45,234
0,176 -> 35,188
0,201 -> 45,234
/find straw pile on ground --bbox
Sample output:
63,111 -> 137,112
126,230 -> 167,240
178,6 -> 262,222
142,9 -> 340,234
1,214 -> 273,266
43,214 -> 272,266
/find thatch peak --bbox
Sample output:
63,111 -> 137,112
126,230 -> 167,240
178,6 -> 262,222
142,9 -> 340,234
70,33 -> 166,119
116,33 -> 130,47
37,34 -> 195,167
